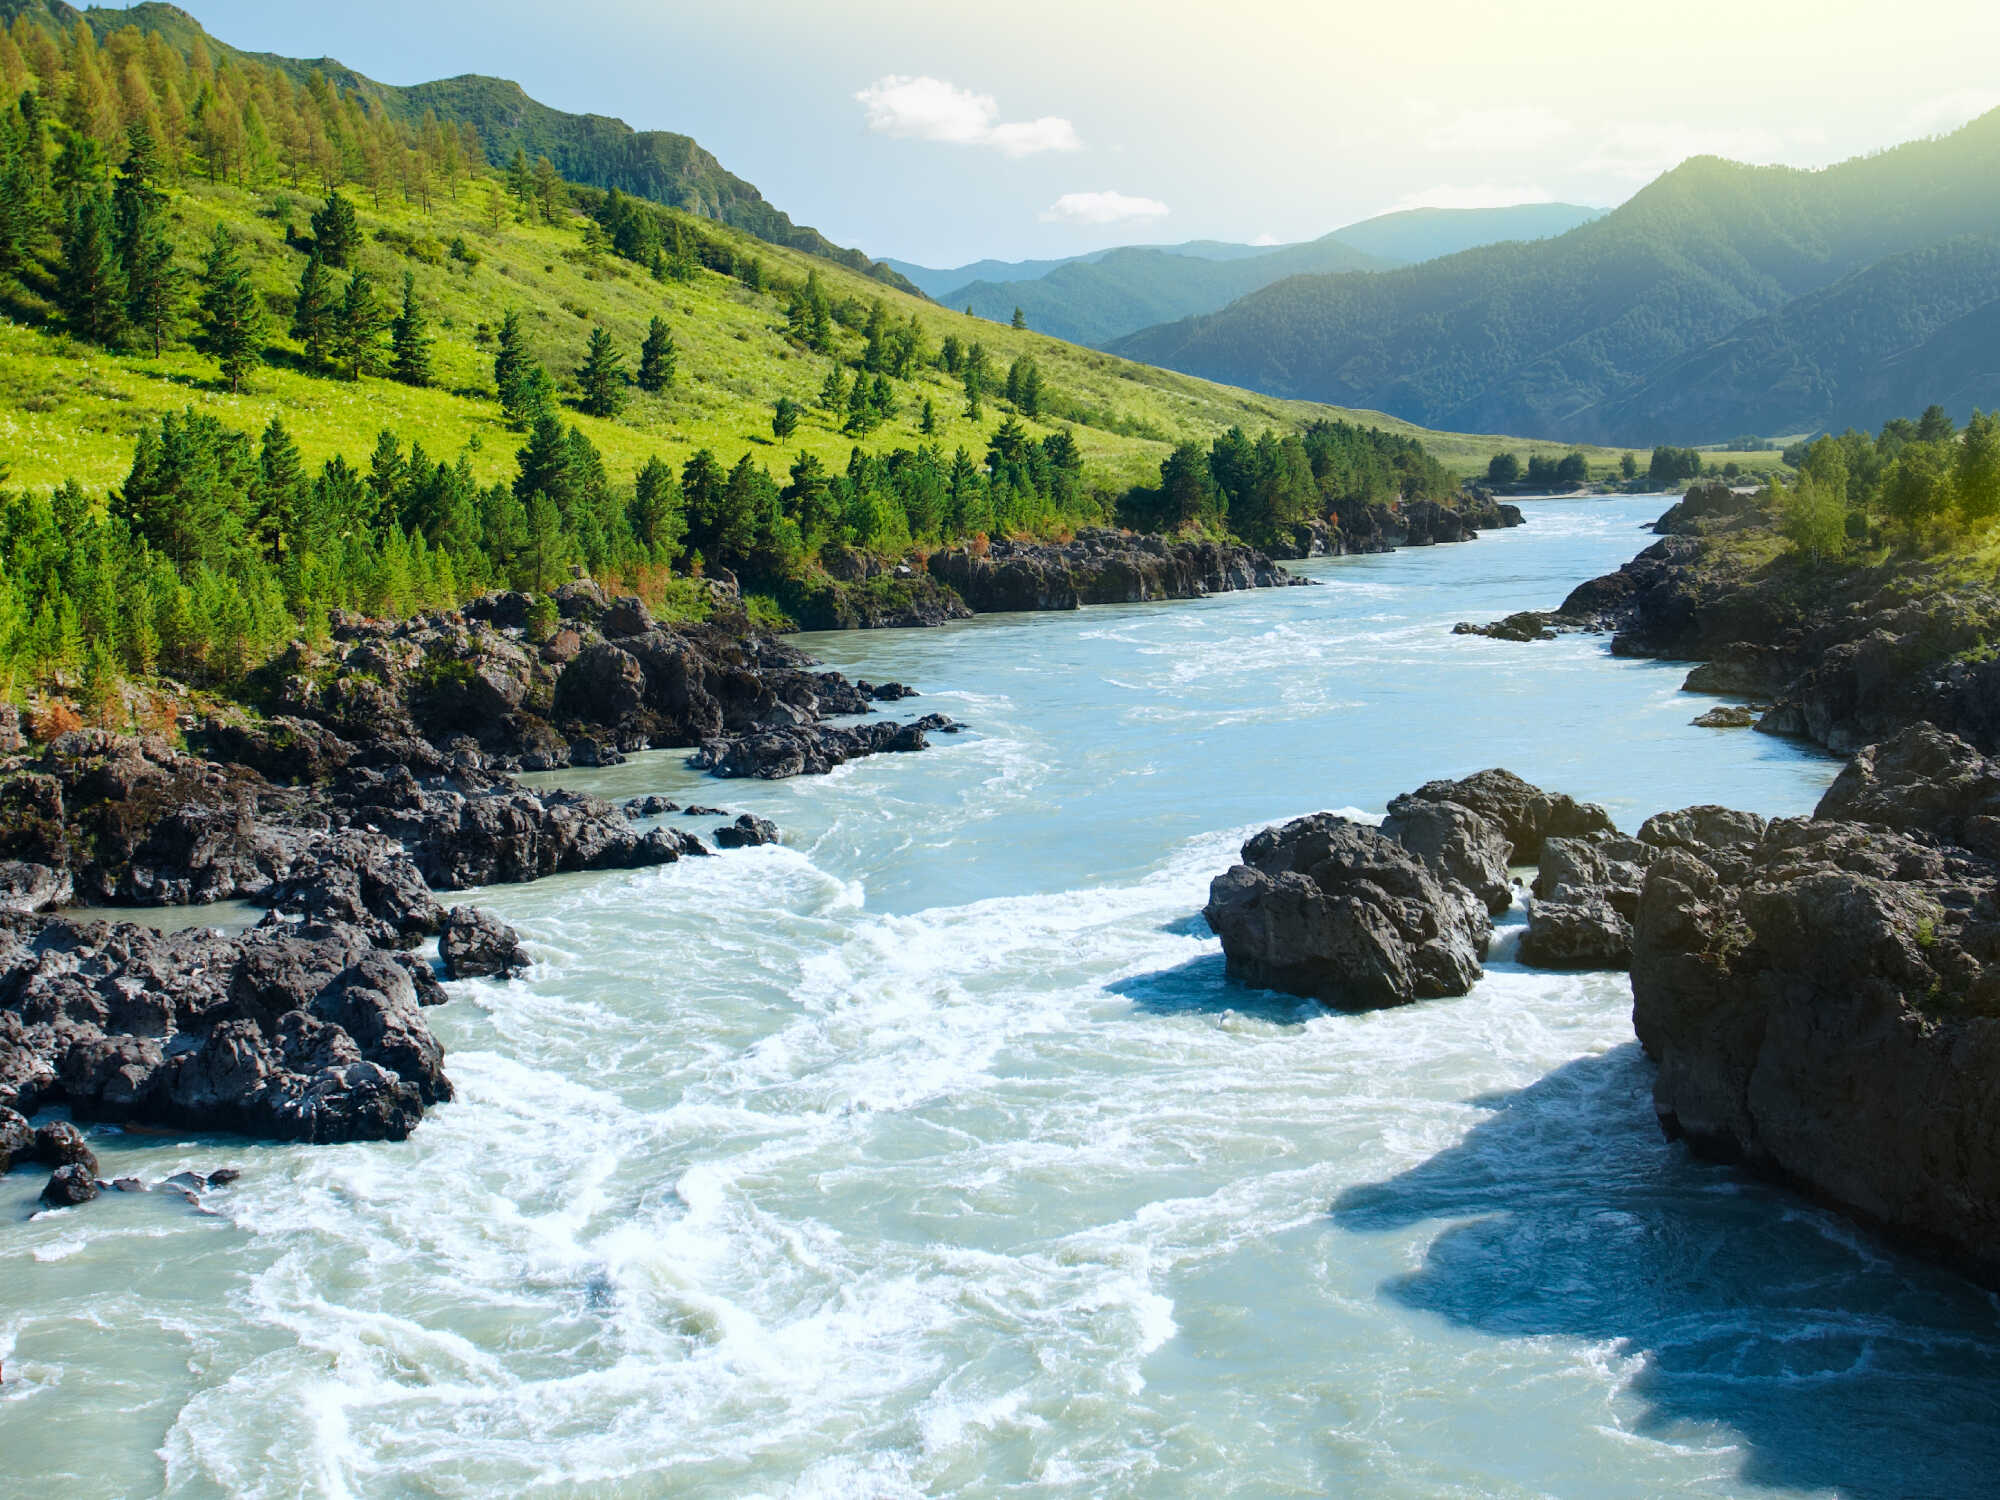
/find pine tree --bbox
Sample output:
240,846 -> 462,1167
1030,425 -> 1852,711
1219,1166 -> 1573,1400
844,370 -> 874,436
771,396 -> 800,439
576,326 -> 625,417
390,270 -> 432,387
115,126 -> 178,358
290,250 -> 336,369
252,416 -> 307,559
920,397 -> 938,437
505,146 -> 534,209
1011,305 -> 1026,330
817,365 -> 847,412
636,315 -> 676,392
335,268 -> 387,379
196,224 -> 262,392
493,307 -> 528,407
963,358 -> 984,420
310,189 -> 358,267
58,186 -> 124,345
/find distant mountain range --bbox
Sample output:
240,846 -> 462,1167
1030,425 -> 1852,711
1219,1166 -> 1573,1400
885,204 -> 1603,347
21,0 -> 918,292
1110,114 -> 2000,445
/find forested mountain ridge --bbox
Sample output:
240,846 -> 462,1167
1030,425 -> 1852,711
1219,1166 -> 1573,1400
1596,235 -> 2000,441
1111,113 -> 2000,444
0,0 -> 917,291
905,204 -> 1601,346
948,236 -> 1392,347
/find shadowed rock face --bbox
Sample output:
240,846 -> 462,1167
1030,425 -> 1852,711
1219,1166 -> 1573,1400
0,916 -> 450,1143
1204,813 -> 1491,1010
1631,726 -> 2000,1282
927,529 -> 1305,613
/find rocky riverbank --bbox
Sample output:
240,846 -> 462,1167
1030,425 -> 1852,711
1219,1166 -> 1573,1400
0,585 -> 959,1181
1455,483 -> 2000,755
1210,726 -> 2000,1284
926,529 -> 1307,613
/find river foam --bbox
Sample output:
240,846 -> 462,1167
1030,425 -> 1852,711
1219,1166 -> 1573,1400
11,497 -> 2000,1498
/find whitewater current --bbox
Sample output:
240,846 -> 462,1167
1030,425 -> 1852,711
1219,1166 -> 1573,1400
6,495 -> 2000,1499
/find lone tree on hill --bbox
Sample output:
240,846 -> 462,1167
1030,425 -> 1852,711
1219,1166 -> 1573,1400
311,190 -> 359,268
1011,306 -> 1026,329
771,396 -> 800,439
390,271 -> 433,387
290,251 -> 336,369
196,225 -> 263,393
636,315 -> 677,392
336,269 -> 388,380
577,326 -> 626,417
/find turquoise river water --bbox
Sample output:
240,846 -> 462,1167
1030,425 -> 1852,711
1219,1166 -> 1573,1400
5,494 -> 2000,1498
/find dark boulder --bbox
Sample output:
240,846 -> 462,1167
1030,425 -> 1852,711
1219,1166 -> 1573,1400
1519,896 -> 1633,969
622,794 -> 680,818
1532,835 -> 1655,919
1389,769 -> 1615,863
1812,723 -> 2000,859
0,860 -> 72,914
1453,612 -> 1558,642
1379,797 -> 1513,914
1204,814 -> 1490,1009
33,1119 -> 96,1175
262,835 -> 446,948
439,906 -> 528,979
1632,805 -> 2000,1283
40,1162 -> 99,1207
713,814 -> 780,849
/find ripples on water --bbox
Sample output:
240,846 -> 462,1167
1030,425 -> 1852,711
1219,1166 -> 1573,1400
6,497 -> 1999,1498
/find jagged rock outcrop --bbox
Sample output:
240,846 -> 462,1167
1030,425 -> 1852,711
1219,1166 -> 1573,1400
1267,497 -> 1523,559
0,916 -> 451,1143
1204,813 -> 1491,1009
928,529 -> 1304,613
1631,726 -> 2000,1282
690,715 -> 961,779
1388,769 -> 1616,863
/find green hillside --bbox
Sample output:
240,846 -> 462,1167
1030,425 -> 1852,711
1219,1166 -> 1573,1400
8,0 -> 916,291
1112,114 -> 2000,444
0,1 -> 1706,715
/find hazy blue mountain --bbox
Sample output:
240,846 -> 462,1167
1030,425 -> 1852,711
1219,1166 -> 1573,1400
1326,203 -> 1601,264
946,236 -> 1391,346
1110,113 -> 2000,443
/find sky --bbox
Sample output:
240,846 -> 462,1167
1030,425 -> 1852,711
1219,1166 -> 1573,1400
122,0 -> 2000,269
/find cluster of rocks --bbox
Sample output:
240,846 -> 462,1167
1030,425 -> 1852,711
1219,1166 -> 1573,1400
0,583 -> 859,1164
926,530 -> 1307,613
3,1109 -> 242,1209
238,580 -> 945,780
1209,724 -> 2000,1284
1204,769 -> 1614,1008
689,713 -> 962,779
1455,484 -> 2000,756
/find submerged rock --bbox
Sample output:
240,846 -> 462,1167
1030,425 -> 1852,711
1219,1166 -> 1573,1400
1204,814 -> 1491,1009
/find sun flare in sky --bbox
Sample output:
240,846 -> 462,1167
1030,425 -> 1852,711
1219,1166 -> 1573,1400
148,0 -> 2000,264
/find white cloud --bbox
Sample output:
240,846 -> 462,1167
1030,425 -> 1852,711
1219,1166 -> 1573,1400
855,75 -> 1080,157
1039,190 -> 1170,225
1425,106 -> 1572,154
1388,184 -> 1555,213
1249,232 -> 1283,246
1907,89 -> 2000,136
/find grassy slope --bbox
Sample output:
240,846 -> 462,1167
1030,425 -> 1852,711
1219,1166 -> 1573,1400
0,174 -> 1691,499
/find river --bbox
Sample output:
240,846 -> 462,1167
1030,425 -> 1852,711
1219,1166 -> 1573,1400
6,495 -> 1999,1498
